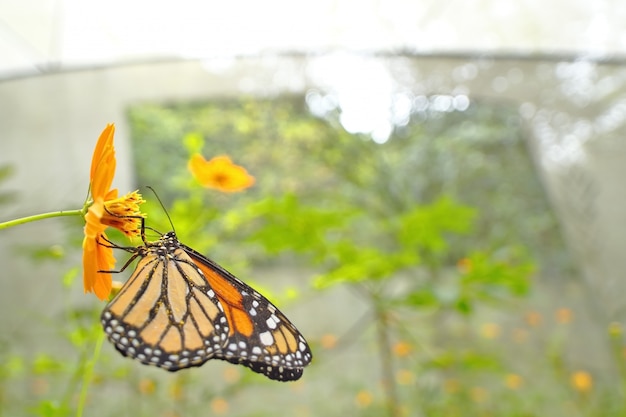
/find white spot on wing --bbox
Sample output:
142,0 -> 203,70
266,317 -> 277,329
259,331 -> 274,346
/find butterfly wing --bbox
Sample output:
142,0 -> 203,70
101,242 -> 230,371
183,245 -> 313,381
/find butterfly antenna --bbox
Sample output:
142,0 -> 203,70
146,186 -> 176,234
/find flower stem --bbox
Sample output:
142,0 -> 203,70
0,209 -> 83,230
76,331 -> 105,417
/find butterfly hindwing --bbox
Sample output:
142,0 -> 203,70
101,234 -> 230,371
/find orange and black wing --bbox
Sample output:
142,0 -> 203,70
101,235 -> 230,371
183,244 -> 313,381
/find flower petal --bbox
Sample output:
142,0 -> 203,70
83,202 -> 116,300
90,124 -> 116,199
90,124 -> 115,179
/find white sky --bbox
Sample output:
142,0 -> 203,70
1,0 -> 626,79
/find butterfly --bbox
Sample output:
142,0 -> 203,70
99,227 -> 312,381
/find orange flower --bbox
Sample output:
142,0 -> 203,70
392,341 -> 413,357
210,397 -> 229,415
457,257 -> 472,273
82,124 -> 145,300
354,390 -> 373,408
480,323 -> 501,339
555,307 -> 573,324
188,154 -> 255,192
571,371 -> 593,393
320,333 -> 338,349
138,378 -> 157,395
396,369 -> 415,385
504,373 -> 523,390
524,311 -> 542,327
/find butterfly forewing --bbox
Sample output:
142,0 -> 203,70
185,247 -> 313,381
101,235 -> 230,371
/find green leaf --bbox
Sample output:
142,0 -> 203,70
396,196 -> 476,254
455,297 -> 472,314
313,241 -> 419,289
246,193 -> 353,256
402,288 -> 438,308
67,327 -> 92,348
30,400 -> 70,417
32,354 -> 64,375
62,267 -> 79,288
0,355 -> 24,379
18,244 -> 65,263
428,351 -> 502,371
182,132 -> 205,154
455,246 -> 535,311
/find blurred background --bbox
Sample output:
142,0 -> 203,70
2,1 -> 626,416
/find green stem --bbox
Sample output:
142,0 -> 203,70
0,209 -> 83,230
373,299 -> 400,417
76,331 -> 105,417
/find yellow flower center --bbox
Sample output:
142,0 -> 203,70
101,191 -> 146,237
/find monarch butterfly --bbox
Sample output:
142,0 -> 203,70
99,226 -> 312,381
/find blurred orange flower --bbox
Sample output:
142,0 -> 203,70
210,397 -> 229,414
392,341 -> 413,357
555,307 -> 573,324
82,124 -> 145,300
457,257 -> 472,273
571,371 -> 593,393
321,333 -> 338,349
355,390 -> 373,408
480,323 -> 501,339
504,373 -> 523,390
524,311 -> 542,327
138,378 -> 156,395
222,367 -> 241,384
396,369 -> 415,385
188,154 -> 255,192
